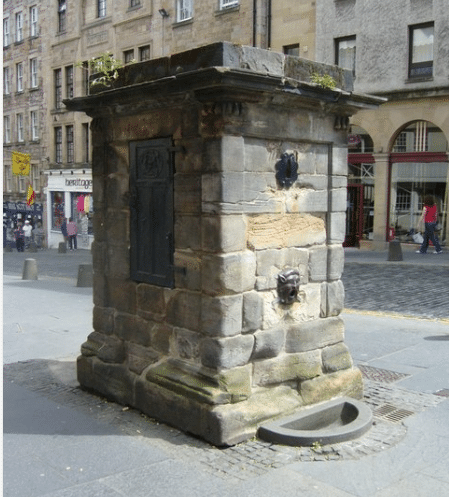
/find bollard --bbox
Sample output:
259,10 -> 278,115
58,242 -> 67,253
388,240 -> 403,261
22,258 -> 38,280
77,263 -> 93,287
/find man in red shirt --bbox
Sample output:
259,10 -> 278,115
417,196 -> 442,254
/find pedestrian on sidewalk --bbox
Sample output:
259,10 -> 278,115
61,218 -> 68,248
67,217 -> 78,251
14,222 -> 25,252
416,195 -> 442,254
23,220 -> 33,249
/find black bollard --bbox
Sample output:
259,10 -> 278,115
388,240 -> 403,261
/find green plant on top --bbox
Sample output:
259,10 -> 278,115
310,72 -> 337,90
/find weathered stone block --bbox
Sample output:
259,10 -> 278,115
172,328 -> 201,361
200,335 -> 255,369
127,342 -> 159,375
150,322 -> 172,354
216,364 -> 252,402
202,251 -> 256,296
175,215 -> 201,251
323,280 -> 345,316
114,313 -> 152,346
203,135 -> 245,173
166,290 -> 201,331
137,283 -> 166,316
201,294 -> 243,337
285,317 -> 345,353
173,251 -> 201,291
80,331 -> 125,364
253,350 -> 322,386
242,291 -> 264,332
107,278 -> 137,314
202,172 -> 244,204
107,245 -> 129,279
92,306 -> 114,336
285,189 -> 328,214
332,146 -> 348,176
243,138 -> 271,173
322,342 -> 353,373
328,245 -> 345,280
247,214 -> 326,250
327,212 -> 347,244
174,175 -> 202,214
201,215 -> 246,253
309,246 -> 328,282
252,326 -> 285,360
300,368 -> 363,405
331,187 -> 348,212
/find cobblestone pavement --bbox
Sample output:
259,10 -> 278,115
3,359 -> 446,481
342,263 -> 449,320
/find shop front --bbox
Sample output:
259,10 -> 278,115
45,170 -> 94,249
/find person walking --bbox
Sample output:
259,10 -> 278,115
14,222 -> 25,252
416,195 -> 442,254
23,220 -> 33,249
67,217 -> 78,251
61,218 -> 68,248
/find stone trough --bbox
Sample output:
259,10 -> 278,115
65,42 -> 383,446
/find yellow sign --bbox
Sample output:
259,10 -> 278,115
12,151 -> 31,176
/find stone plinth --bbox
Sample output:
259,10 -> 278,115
66,42 -> 383,446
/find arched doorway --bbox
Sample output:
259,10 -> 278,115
388,120 -> 448,245
344,125 -> 375,246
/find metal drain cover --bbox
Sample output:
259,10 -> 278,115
358,365 -> 410,383
374,404 -> 414,423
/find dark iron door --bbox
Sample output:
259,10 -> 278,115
130,138 -> 174,287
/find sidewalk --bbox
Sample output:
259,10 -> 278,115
3,249 -> 449,496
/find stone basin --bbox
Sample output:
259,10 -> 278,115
258,397 -> 373,446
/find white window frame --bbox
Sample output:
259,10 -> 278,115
31,110 -> 39,140
220,0 -> 239,9
4,116 -> 11,144
3,18 -> 10,47
30,58 -> 38,88
32,164 -> 40,192
4,66 -> 10,94
177,0 -> 192,22
17,113 -> 24,142
16,62 -> 24,92
15,12 -> 23,42
30,6 -> 38,37
5,165 -> 13,192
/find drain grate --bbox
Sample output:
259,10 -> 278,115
358,365 -> 410,384
374,403 -> 414,423
434,389 -> 449,397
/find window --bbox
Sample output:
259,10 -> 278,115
335,36 -> 356,75
130,0 -> 141,7
58,0 -> 66,32
139,45 -> 150,61
3,67 -> 10,94
82,123 -> 90,163
98,0 -> 106,18
30,6 -> 38,37
32,165 -> 40,192
30,58 -> 38,88
3,18 -> 10,47
283,44 -> 300,56
409,23 -> 434,78
5,166 -> 12,192
82,61 -> 90,95
220,0 -> 239,8
66,125 -> 74,163
66,65 -> 74,98
55,127 -> 63,163
55,69 -> 63,109
177,0 -> 192,21
4,116 -> 11,143
17,114 -> 24,142
124,49 -> 135,64
16,63 -> 24,92
15,12 -> 23,42
51,192 -> 65,230
31,111 -> 39,140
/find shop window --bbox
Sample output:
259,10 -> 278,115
51,192 -> 65,230
335,36 -> 356,76
71,193 -> 94,235
409,23 -> 433,79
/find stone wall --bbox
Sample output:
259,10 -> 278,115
68,43 -> 381,446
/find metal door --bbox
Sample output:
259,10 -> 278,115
130,138 -> 174,287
